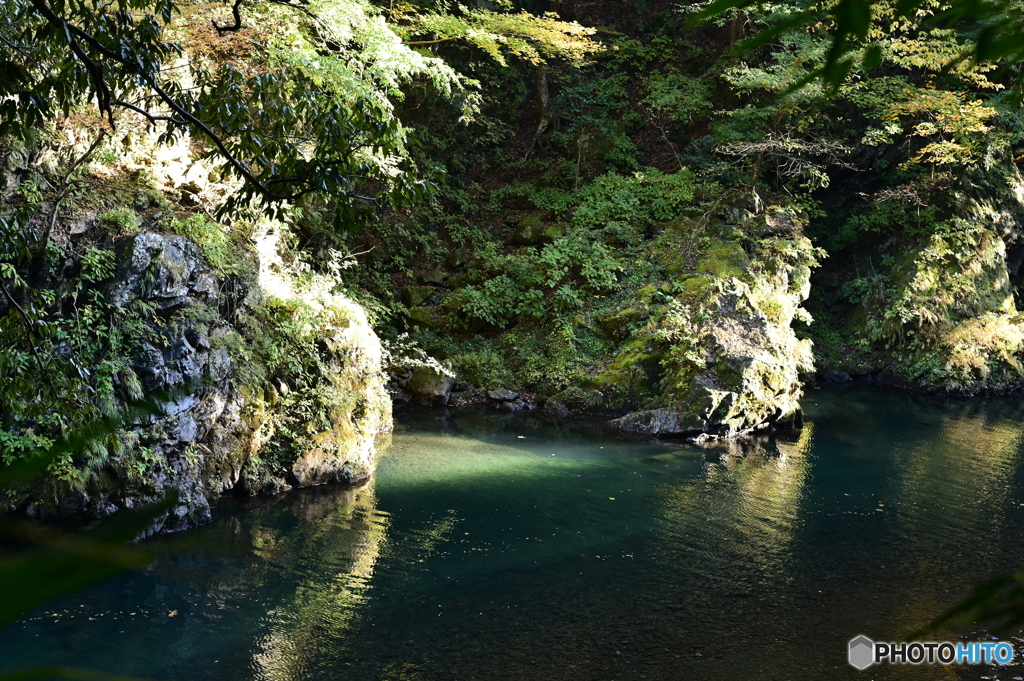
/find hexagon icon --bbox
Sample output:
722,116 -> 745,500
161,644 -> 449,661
848,635 -> 875,670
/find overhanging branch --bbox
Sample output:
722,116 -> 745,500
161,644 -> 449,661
28,0 -> 392,208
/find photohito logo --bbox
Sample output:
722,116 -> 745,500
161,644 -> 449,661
848,636 -> 1015,669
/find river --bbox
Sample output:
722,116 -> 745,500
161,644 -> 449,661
3,384 -> 1024,680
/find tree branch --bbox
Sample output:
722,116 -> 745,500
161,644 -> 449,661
144,79 -> 297,200
211,0 -> 243,34
29,0 -> 388,208
42,131 -> 108,253
111,99 -> 187,126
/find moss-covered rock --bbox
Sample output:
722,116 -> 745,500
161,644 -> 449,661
419,270 -> 449,285
595,306 -> 649,340
868,222 -> 1024,393
400,285 -> 434,307
543,223 -> 567,241
610,205 -> 819,437
407,305 -> 444,329
695,239 -> 748,278
407,365 -> 455,406
513,212 -> 545,244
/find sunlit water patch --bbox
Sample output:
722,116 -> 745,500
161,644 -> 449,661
5,385 -> 1024,680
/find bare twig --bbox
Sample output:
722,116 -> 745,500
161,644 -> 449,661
111,100 -> 187,126
43,131 -> 108,251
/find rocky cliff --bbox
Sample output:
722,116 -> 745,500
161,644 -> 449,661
605,200 -> 818,437
811,154 -> 1024,395
7,216 -> 391,536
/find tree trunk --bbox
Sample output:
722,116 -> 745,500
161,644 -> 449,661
527,65 -> 554,157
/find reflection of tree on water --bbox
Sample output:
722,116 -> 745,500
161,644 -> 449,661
879,401 -> 1024,644
651,426 -> 815,590
711,426 -> 815,580
242,437 -> 467,681
244,478 -> 389,681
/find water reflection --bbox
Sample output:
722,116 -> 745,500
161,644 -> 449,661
6,390 -> 1024,681
884,399 -> 1024,669
651,426 -> 814,592
248,481 -> 389,681
0,478 -> 391,681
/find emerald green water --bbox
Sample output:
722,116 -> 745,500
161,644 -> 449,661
4,385 -> 1024,680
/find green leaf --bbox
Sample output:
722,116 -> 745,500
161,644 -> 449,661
685,0 -> 752,28
907,573 -> 1024,639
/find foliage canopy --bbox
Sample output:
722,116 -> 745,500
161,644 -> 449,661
0,0 -> 600,218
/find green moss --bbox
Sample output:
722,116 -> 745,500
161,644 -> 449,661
595,306 -> 648,340
513,212 -> 545,244
543,223 -> 567,241
695,239 -> 748,278
845,218 -> 1024,393
165,213 -> 254,278
98,206 -> 139,234
675,274 -> 716,298
635,285 -> 659,303
400,285 -> 434,307
407,306 -> 442,329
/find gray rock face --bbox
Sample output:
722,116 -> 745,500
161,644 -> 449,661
86,233 -> 235,534
38,230 -> 392,536
112,232 -> 218,310
717,191 -> 763,225
611,406 -> 704,436
408,366 -> 455,406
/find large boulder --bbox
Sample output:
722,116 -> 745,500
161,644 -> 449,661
407,365 -> 455,406
487,388 -> 518,401
610,281 -> 809,437
609,204 -> 817,438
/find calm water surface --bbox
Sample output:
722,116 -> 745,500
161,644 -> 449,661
4,385 -> 1024,680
